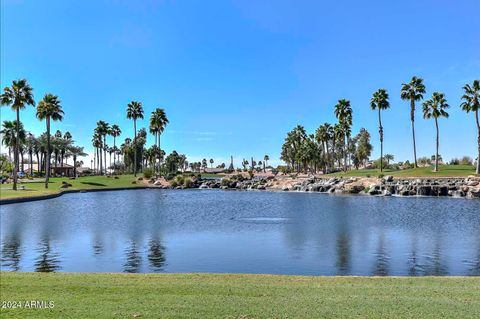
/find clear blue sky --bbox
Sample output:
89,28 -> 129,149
1,0 -> 479,167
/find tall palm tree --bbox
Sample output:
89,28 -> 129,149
371,89 -> 390,172
401,76 -> 426,168
0,79 -> 35,190
209,158 -> 214,168
149,108 -> 169,174
36,94 -> 64,188
460,80 -> 480,174
334,99 -> 352,172
1,120 -> 26,162
126,101 -> 144,177
96,121 -> 110,175
110,124 -> 121,171
423,92 -> 449,172
263,154 -> 269,172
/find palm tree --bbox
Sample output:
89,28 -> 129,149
384,154 -> 394,167
96,121 -> 110,175
209,158 -> 214,168
1,120 -> 26,163
334,99 -> 352,172
36,94 -> 64,188
401,76 -> 426,168
460,80 -> 480,174
263,154 -> 269,172
126,101 -> 144,177
149,108 -> 169,174
371,89 -> 390,172
68,146 -> 87,177
0,79 -> 35,190
423,92 -> 449,172
110,124 -> 121,171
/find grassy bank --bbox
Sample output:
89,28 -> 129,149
0,273 -> 478,318
0,175 -> 141,200
326,164 -> 477,178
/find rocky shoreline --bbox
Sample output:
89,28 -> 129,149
149,175 -> 480,199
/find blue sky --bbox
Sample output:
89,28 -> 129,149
1,0 -> 479,167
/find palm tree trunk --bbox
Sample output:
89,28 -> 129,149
104,135 -> 107,175
411,99 -> 418,168
158,132 -> 161,176
379,108 -> 383,172
435,118 -> 439,172
12,109 -> 20,190
20,152 -> 24,172
73,155 -> 77,177
343,134 -> 347,172
29,151 -> 33,176
36,152 -> 40,176
113,136 -> 116,173
45,118 -> 51,189
476,110 -> 480,174
133,119 -> 137,177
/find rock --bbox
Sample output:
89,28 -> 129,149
257,185 -> 266,190
199,183 -> 208,189
467,181 -> 479,187
282,185 -> 289,191
417,185 -> 431,196
153,180 -> 162,186
383,190 -> 392,196
384,175 -> 394,182
467,187 -> 480,199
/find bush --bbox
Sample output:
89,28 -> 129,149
460,156 -> 473,166
175,175 -> 185,186
378,174 -> 384,179
143,168 -> 153,179
248,170 -> 254,179
171,180 -> 178,188
221,178 -> 231,186
184,178 -> 193,188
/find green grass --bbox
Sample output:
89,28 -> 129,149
0,175 -> 142,200
326,164 -> 477,178
0,273 -> 478,318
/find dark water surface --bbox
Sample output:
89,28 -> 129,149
1,189 -> 479,275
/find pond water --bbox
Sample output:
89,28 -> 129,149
1,189 -> 479,276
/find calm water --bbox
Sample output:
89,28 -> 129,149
1,189 -> 479,276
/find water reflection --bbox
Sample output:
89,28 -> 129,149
0,190 -> 479,275
34,237 -> 61,272
1,234 -> 22,271
123,240 -> 142,273
373,232 -> 389,276
148,239 -> 166,272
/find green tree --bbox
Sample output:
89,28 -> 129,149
209,158 -> 214,168
68,146 -> 87,177
149,108 -> 169,174
401,76 -> 426,168
0,79 -> 35,190
460,80 -> 480,174
334,99 -> 352,172
263,154 -> 269,172
36,94 -> 64,188
126,101 -> 144,177
371,89 -> 390,172
96,121 -> 110,175
110,124 -> 122,171
384,154 -> 394,167
423,92 -> 449,172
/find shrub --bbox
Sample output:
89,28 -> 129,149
171,180 -> 178,188
184,178 -> 193,188
137,177 -> 143,181
175,175 -> 185,186
143,168 -> 153,179
366,174 -> 371,178
378,174 -> 384,179
460,156 -> 473,166
248,170 -> 254,179
221,178 -> 231,186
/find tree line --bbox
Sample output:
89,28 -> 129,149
281,77 -> 479,174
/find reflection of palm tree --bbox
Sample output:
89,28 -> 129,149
407,233 -> 421,276
124,240 -> 142,273
148,239 -> 166,272
34,238 -> 61,272
335,233 -> 350,275
372,233 -> 389,276
423,235 -> 448,276
467,240 -> 480,276
1,234 -> 22,271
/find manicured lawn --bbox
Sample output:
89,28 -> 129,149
326,165 -> 477,178
0,273 -> 478,318
0,175 -> 142,200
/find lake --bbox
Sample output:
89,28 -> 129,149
1,189 -> 479,275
